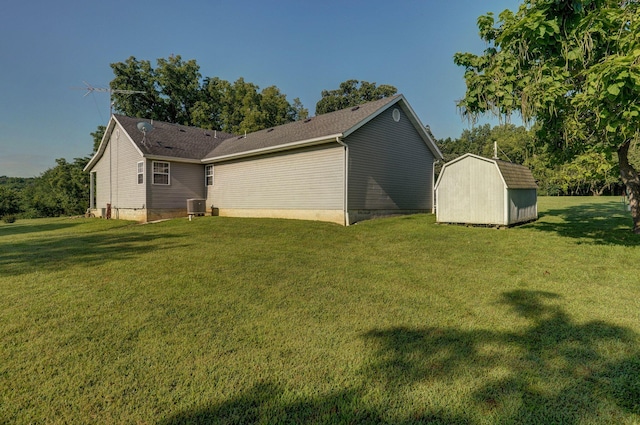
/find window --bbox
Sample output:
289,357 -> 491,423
137,161 -> 144,184
205,164 -> 214,186
153,161 -> 170,185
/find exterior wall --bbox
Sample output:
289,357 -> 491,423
91,126 -> 146,218
346,106 -> 435,216
208,144 -> 345,223
436,157 -> 506,225
148,161 -> 206,210
507,189 -> 538,224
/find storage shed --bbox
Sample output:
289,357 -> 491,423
435,153 -> 538,226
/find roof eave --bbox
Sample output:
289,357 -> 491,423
83,116 -> 116,172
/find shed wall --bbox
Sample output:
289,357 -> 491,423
507,189 -> 538,224
436,157 -> 505,224
347,106 -> 435,211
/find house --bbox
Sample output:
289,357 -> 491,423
84,95 -> 444,225
434,153 -> 538,226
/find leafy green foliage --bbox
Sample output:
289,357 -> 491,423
315,80 -> 397,114
455,0 -> 640,232
437,123 -> 622,195
90,125 -> 105,154
109,55 -> 307,134
0,186 -> 21,217
20,158 -> 90,217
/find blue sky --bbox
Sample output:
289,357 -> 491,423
0,0 -> 520,177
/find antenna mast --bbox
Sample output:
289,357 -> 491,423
73,81 -> 146,115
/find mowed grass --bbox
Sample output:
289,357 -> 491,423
1,197 -> 639,424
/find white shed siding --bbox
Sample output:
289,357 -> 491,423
209,144 -> 344,210
436,157 -> 505,224
149,162 -> 206,209
347,106 -> 435,210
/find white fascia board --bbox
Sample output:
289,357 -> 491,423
83,116 -> 117,172
115,116 -> 145,158
83,115 -> 146,172
201,133 -> 343,163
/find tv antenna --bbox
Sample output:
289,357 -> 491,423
72,81 -> 146,115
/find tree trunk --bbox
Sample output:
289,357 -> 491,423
618,140 -> 640,234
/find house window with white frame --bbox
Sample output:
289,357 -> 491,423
205,164 -> 214,186
153,161 -> 170,185
137,161 -> 144,184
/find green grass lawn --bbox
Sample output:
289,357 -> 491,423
1,196 -> 639,424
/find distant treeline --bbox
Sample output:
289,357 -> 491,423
0,157 -> 89,220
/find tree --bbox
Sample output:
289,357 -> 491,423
315,80 -> 397,114
455,0 -> 640,232
0,186 -> 20,218
91,125 -> 105,154
23,158 -> 90,217
107,55 -> 306,135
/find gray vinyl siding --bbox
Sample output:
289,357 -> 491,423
149,162 -> 206,209
93,127 -> 146,210
346,106 -> 435,210
209,144 -> 344,209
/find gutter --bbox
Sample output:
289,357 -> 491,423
335,136 -> 349,226
202,133 -> 344,163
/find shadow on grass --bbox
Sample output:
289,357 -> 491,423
0,220 -> 84,236
159,383 -> 470,425
0,229 -> 185,277
526,201 -> 640,246
160,290 -> 640,424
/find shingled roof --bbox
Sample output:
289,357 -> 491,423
86,95 -> 442,172
113,115 -> 235,160
203,95 -> 406,160
494,159 -> 538,189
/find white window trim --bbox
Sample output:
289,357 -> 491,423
205,164 -> 214,186
152,161 -> 170,185
137,161 -> 144,184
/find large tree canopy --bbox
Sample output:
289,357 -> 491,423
455,0 -> 640,232
315,80 -> 397,115
109,55 -> 307,134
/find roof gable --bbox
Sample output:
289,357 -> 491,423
436,153 -> 537,190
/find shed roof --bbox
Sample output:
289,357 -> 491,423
494,159 -> 538,189
436,153 -> 537,190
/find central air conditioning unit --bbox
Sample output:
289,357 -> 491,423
187,198 -> 206,216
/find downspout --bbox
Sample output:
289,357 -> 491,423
432,159 -> 439,214
336,136 -> 349,226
